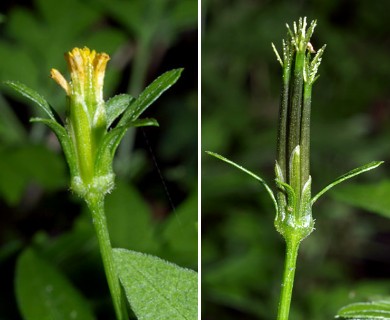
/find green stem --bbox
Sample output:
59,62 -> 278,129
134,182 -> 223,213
86,193 -> 127,320
277,237 -> 300,320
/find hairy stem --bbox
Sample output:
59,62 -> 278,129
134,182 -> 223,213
86,193 -> 127,320
276,237 -> 300,320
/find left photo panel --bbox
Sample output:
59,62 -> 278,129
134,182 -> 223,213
0,1 -> 198,319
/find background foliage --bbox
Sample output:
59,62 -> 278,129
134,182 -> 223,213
202,0 -> 390,319
0,0 -> 197,319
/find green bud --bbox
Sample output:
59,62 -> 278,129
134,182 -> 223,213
51,47 -> 112,196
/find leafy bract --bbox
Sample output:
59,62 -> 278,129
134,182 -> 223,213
119,69 -> 183,125
16,248 -> 95,320
336,299 -> 390,319
311,161 -> 384,205
105,94 -> 134,128
4,81 -> 60,122
206,151 -> 278,212
113,248 -> 197,320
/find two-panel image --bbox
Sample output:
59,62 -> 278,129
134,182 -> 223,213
0,1 -> 389,319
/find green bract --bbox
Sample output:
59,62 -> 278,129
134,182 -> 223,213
207,17 -> 383,320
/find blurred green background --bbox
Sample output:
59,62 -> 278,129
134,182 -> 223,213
202,0 -> 390,319
0,0 -> 197,319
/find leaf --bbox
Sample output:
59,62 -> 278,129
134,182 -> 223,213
119,69 -> 183,125
311,161 -> 384,205
336,299 -> 390,319
105,94 -> 134,128
331,180 -> 390,219
114,248 -> 198,320
16,248 -> 95,320
31,118 -> 78,179
206,151 -> 278,212
4,81 -> 59,121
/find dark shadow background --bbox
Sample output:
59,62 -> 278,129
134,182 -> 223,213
0,0 -> 197,319
202,0 -> 390,319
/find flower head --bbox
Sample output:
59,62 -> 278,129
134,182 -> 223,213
5,46 -> 182,198
51,47 -> 110,188
51,47 -> 110,121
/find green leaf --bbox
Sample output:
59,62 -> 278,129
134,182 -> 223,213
206,151 -> 278,212
114,248 -> 197,320
119,69 -> 183,125
331,180 -> 390,219
4,81 -> 59,122
31,118 -> 78,179
336,299 -> 390,319
16,248 -> 95,320
311,161 -> 384,205
105,94 -> 134,128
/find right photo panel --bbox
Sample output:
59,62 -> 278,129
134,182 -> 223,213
202,1 -> 390,319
